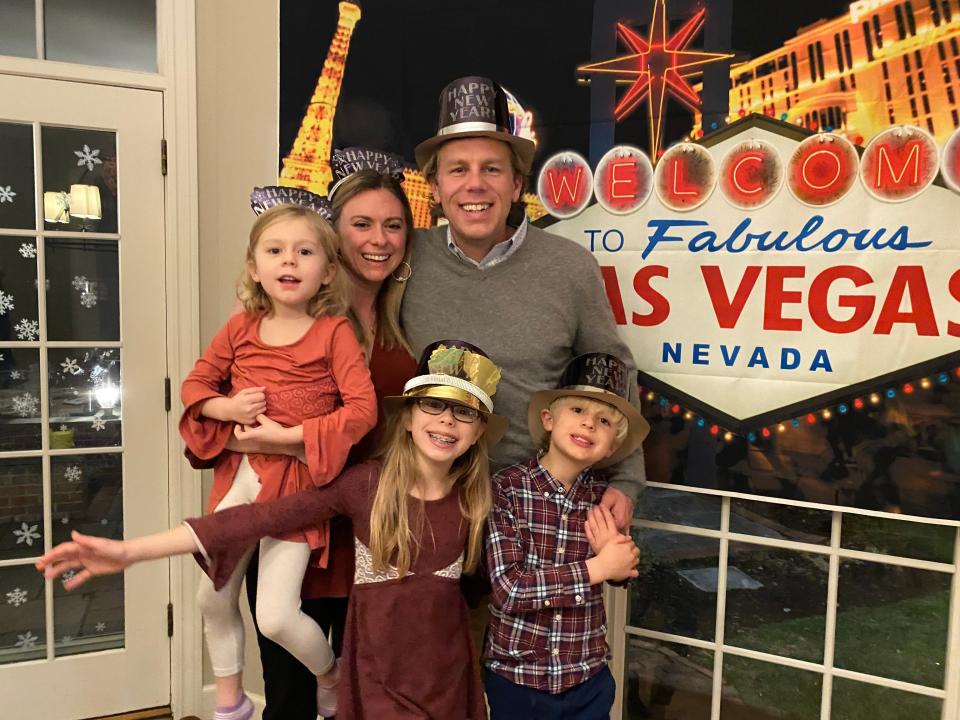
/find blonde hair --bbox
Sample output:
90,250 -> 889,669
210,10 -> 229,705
368,404 -> 491,576
546,395 -> 629,444
330,171 -> 414,354
237,204 -> 350,318
422,138 -> 529,194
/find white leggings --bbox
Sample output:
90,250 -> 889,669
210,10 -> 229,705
195,455 -> 335,677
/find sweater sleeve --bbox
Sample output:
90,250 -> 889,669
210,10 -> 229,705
486,480 -> 594,614
573,254 -> 647,503
302,319 -> 378,485
186,463 -> 374,590
178,318 -> 237,460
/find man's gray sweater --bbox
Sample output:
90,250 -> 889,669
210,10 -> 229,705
401,224 -> 646,499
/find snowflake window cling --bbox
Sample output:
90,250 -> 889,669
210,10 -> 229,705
60,635 -> 73,644
71,275 -> 88,291
0,185 -> 16,203
12,392 -> 39,417
74,145 -> 102,173
64,465 -> 82,483
60,357 -> 83,375
95,622 -> 106,633
15,631 -> 38,649
13,522 -> 41,546
18,243 -> 36,258
6,587 -> 28,608
0,290 -> 14,315
91,413 -> 107,431
9,370 -> 23,380
14,318 -> 39,340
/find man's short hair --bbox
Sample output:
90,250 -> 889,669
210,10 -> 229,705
422,138 -> 530,194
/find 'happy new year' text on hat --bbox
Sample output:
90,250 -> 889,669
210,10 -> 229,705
414,76 -> 536,174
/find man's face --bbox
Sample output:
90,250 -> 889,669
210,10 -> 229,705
429,137 -> 523,252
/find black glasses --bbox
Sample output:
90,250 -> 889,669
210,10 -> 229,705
416,397 -> 482,423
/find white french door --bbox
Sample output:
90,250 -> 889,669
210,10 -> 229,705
0,73 -> 169,718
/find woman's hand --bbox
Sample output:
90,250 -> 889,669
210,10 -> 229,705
234,415 -> 307,463
35,531 -> 130,590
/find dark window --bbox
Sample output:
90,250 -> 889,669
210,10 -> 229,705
910,96 -> 918,116
885,83 -> 893,101
904,54 -> 912,72
927,117 -> 935,133
816,41 -> 825,80
835,33 -> 845,72
791,51 -> 799,88
851,72 -> 857,89
756,60 -> 776,78
863,22 -> 874,61
907,75 -> 915,94
931,0 -> 943,25
873,15 -> 884,47
944,0 -> 953,21
843,30 -> 854,68
944,63 -> 953,84
922,94 -> 931,113
905,1 -> 917,35
882,60 -> 890,79
952,108 -> 958,126
952,37 -> 960,56
808,43 -> 817,83
736,71 -> 752,86
948,85 -> 956,104
918,69 -> 927,91
786,96 -> 792,109
915,50 -> 924,68
889,106 -> 897,123
939,41 -> 948,61
778,55 -> 789,69
895,5 -> 907,39
956,58 -> 960,78
840,76 -> 847,92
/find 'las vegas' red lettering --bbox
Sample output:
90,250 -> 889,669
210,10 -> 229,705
701,265 -> 762,328
809,266 -> 876,333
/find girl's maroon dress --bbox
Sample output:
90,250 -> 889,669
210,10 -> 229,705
185,462 -> 487,720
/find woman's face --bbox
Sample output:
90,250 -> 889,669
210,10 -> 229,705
335,188 -> 408,288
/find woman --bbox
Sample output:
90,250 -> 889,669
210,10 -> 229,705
227,167 -> 419,719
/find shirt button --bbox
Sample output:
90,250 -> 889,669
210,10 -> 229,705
551,647 -> 559,656
544,600 -> 551,607
575,594 -> 583,603
557,548 -> 565,555
554,612 -> 561,621
557,487 -> 564,493
543,492 -> 550,498
562,514 -> 568,522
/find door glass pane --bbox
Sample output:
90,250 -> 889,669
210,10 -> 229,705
724,542 -> 827,663
41,126 -> 118,233
841,514 -> 955,563
720,655 -> 821,720
51,452 -> 124,656
0,349 -> 42,451
0,0 -> 37,60
629,528 -> 721,641
0,457 -> 43,561
0,564 -> 46,665
637,487 -> 721,530
54,573 -> 123,657
45,238 -> 119,341
624,637 -> 713,719
48,347 -> 121,447
0,236 -> 40,342
730,499 -> 831,545
44,0 -> 156,72
0,123 -> 37,229
834,560 -> 949,688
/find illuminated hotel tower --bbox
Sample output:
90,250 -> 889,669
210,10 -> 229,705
279,1 -> 360,194
694,0 -> 960,145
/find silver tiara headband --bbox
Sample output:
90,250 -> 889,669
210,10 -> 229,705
250,186 -> 332,221
328,147 -> 406,200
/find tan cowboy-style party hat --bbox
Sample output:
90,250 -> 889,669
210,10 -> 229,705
414,76 -> 536,174
528,352 -> 650,468
385,339 -> 510,446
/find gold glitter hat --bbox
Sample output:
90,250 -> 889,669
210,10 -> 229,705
385,340 -> 509,445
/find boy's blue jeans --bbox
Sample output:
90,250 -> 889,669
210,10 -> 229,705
485,666 -> 615,720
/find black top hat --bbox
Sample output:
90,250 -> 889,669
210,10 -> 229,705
385,339 -> 509,446
328,147 -> 407,200
527,352 -> 650,468
414,76 -> 536,174
250,186 -> 332,221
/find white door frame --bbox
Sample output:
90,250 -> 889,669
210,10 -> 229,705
0,1 -> 203,716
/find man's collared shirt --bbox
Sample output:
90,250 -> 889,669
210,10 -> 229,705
445,216 -> 528,269
484,455 -> 610,694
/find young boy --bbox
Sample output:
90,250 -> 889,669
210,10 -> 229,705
484,352 -> 650,719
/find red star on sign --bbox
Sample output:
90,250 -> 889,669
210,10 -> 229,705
578,0 -> 732,158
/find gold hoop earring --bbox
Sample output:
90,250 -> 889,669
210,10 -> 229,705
392,261 -> 412,283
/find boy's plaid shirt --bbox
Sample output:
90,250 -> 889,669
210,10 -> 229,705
484,455 -> 610,694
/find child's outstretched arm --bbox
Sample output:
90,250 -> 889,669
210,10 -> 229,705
486,482 -> 640,616
37,527 -> 197,590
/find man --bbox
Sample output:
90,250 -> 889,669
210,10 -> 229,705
402,76 -> 645,523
